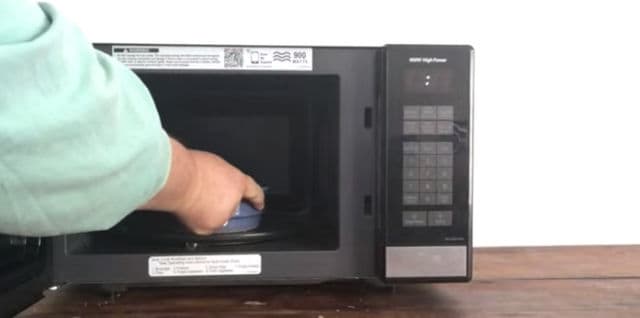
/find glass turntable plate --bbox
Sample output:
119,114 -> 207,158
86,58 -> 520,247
111,210 -> 302,247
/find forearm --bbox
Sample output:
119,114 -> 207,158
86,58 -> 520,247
0,3 -> 170,236
139,138 -> 196,213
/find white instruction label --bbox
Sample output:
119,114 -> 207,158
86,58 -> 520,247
148,255 -> 261,277
112,46 -> 312,71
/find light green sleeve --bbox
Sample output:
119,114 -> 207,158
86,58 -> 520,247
0,1 -> 171,236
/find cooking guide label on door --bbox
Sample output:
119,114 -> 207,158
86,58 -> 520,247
112,46 -> 313,71
148,255 -> 261,277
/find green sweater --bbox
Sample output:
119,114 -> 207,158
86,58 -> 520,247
0,1 -> 170,236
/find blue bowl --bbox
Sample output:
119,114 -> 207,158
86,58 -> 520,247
214,202 -> 263,234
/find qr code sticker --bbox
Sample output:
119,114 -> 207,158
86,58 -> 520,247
224,48 -> 243,68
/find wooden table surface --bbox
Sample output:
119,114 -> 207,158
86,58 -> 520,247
17,245 -> 640,317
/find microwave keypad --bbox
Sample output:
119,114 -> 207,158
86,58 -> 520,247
402,141 -> 454,207
401,104 -> 455,227
403,105 -> 454,135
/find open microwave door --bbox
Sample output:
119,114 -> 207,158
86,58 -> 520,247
0,235 -> 49,317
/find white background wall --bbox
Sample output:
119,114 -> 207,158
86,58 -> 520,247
47,0 -> 640,247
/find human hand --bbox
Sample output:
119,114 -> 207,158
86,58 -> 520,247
140,138 -> 265,235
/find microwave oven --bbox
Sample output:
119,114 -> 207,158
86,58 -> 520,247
50,44 -> 474,287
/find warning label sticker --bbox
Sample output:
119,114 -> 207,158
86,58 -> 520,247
148,255 -> 261,277
112,46 -> 312,71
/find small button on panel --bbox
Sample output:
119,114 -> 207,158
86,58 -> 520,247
403,155 -> 419,167
402,142 -> 420,154
428,211 -> 453,226
436,142 -> 453,154
403,193 -> 419,205
420,106 -> 437,120
419,142 -> 437,154
436,121 -> 454,135
403,181 -> 419,192
436,168 -> 453,179
403,168 -> 419,180
419,155 -> 437,167
418,193 -> 436,205
418,180 -> 436,192
402,211 -> 428,227
436,106 -> 454,120
436,155 -> 453,167
403,106 -> 421,120
419,167 -> 436,179
403,121 -> 421,135
436,193 -> 453,205
436,180 -> 453,193
420,121 -> 437,134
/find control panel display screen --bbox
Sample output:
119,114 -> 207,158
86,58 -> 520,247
403,68 -> 454,94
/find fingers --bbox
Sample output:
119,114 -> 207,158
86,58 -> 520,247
243,175 -> 265,210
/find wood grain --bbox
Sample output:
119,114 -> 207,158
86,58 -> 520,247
17,245 -> 640,318
474,245 -> 640,280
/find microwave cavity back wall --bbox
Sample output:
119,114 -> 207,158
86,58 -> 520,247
51,44 -> 474,286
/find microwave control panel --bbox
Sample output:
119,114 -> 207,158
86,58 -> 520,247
382,45 -> 473,281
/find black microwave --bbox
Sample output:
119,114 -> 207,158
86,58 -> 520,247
49,44 -> 474,287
